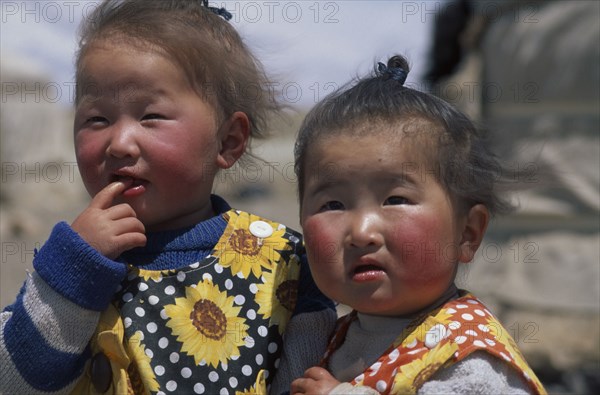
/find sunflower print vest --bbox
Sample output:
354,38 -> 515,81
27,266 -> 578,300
321,292 -> 547,395
73,210 -> 301,395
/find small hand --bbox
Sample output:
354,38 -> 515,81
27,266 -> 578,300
291,366 -> 341,395
72,181 -> 146,259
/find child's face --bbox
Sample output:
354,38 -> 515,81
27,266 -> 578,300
74,41 -> 224,231
300,132 -> 470,316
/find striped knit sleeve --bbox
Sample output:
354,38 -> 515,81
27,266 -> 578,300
0,222 -> 128,393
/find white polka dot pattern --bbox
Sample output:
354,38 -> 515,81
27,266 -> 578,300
110,210 -> 307,394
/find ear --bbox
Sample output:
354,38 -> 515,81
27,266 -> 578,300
458,204 -> 489,263
216,111 -> 250,169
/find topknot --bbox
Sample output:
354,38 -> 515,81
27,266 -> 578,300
376,55 -> 410,85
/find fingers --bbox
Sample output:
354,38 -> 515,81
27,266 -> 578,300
105,203 -> 139,220
71,180 -> 146,259
290,378 -> 307,395
89,180 -> 132,210
111,215 -> 146,236
303,367 -> 330,380
113,229 -> 147,253
291,367 -> 337,395
86,219 -> 147,260
99,212 -> 146,256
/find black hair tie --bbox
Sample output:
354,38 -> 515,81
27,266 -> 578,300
202,0 -> 233,21
376,62 -> 408,85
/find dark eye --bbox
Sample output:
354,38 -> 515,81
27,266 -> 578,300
384,196 -> 411,205
319,201 -> 344,212
141,113 -> 164,121
85,116 -> 108,126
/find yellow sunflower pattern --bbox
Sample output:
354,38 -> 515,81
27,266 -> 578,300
109,209 -> 303,394
486,315 -> 540,381
125,331 -> 160,394
164,278 -> 249,367
256,254 -> 300,334
235,369 -> 268,395
132,267 -> 177,282
391,342 -> 458,393
392,310 -> 454,350
214,211 -> 292,279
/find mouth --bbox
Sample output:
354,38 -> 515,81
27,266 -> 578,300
353,264 -> 383,274
111,173 -> 148,197
351,258 -> 386,282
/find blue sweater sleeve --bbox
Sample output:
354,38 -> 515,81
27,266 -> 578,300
34,221 -> 128,311
1,222 -> 127,393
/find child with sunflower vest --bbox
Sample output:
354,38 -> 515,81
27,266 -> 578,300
290,55 -> 547,394
0,1 -> 335,394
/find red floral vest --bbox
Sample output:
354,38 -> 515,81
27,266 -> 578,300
321,292 -> 546,394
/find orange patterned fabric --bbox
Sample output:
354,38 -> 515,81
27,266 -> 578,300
320,292 -> 546,394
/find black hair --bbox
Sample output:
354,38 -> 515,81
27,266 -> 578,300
294,54 -> 514,216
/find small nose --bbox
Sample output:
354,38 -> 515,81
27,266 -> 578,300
106,122 -> 141,159
347,212 -> 384,249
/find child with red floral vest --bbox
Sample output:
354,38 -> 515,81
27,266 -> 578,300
290,55 -> 546,394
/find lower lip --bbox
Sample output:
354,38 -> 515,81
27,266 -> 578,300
352,269 -> 385,282
122,183 -> 147,198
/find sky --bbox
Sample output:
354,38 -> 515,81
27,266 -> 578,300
0,0 -> 439,109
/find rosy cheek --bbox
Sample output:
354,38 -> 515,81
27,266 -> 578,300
417,216 -> 459,262
75,140 -> 105,193
394,218 -> 456,283
302,217 -> 340,268
76,132 -> 103,159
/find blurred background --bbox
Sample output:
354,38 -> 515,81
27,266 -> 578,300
1,1 -> 598,393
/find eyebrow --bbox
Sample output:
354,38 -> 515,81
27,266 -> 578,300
390,171 -> 421,188
77,73 -> 171,97
77,86 -> 172,109
306,180 -> 340,198
306,171 -> 421,197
